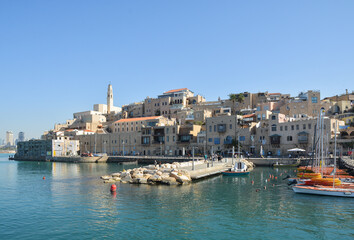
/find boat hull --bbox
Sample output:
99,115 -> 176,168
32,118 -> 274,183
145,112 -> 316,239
222,171 -> 250,176
292,185 -> 354,198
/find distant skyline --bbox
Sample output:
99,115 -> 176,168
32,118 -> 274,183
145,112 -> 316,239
1,1 -> 353,140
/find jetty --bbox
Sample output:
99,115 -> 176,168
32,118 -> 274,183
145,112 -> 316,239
101,158 -> 255,185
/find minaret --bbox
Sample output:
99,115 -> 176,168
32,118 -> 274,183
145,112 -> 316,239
107,84 -> 113,114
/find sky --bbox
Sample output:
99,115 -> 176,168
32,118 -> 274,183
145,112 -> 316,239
0,0 -> 353,140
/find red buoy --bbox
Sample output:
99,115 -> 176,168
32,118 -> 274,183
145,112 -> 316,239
43,176 -> 45,180
251,180 -> 254,185
110,184 -> 117,192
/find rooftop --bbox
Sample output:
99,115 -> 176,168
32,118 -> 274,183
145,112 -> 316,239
164,88 -> 188,94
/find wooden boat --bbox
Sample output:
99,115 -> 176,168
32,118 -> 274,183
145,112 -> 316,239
222,161 -> 250,176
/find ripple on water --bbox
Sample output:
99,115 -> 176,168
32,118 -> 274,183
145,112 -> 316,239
0,157 -> 353,240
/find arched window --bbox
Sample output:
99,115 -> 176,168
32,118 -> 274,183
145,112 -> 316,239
271,124 -> 277,131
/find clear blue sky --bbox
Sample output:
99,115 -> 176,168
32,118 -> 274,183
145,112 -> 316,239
1,0 -> 353,140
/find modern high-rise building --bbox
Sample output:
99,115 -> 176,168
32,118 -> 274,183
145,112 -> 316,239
18,132 -> 25,142
6,131 -> 14,146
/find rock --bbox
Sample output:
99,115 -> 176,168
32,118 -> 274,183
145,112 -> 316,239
170,171 -> 191,184
101,175 -> 112,180
112,177 -> 121,181
148,174 -> 162,182
130,178 -> 139,184
138,177 -> 148,184
143,170 -> 156,175
111,173 -> 121,177
121,173 -> 132,182
120,172 -> 130,178
104,179 -> 115,183
161,176 -> 179,185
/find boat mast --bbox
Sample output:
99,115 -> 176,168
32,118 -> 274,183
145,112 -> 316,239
333,119 -> 337,188
321,110 -> 324,177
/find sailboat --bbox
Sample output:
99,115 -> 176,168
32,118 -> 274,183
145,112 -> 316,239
292,111 -> 354,197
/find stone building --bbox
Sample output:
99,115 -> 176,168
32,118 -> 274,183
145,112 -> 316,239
280,90 -> 321,118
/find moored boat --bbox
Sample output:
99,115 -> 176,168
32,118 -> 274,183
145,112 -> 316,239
222,161 -> 250,176
292,184 -> 354,198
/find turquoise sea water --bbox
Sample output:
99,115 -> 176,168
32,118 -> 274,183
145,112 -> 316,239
0,153 -> 353,240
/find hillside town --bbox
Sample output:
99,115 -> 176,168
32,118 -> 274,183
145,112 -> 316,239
15,85 -> 354,159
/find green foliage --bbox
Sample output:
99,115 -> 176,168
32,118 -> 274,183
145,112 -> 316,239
193,121 -> 205,125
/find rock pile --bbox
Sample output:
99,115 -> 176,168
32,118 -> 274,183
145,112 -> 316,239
101,162 -> 193,185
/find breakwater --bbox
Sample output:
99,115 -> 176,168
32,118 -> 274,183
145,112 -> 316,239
10,155 -> 203,164
339,156 -> 354,175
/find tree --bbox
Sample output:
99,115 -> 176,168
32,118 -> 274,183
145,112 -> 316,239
228,93 -> 237,115
237,93 -> 245,103
229,93 -> 245,114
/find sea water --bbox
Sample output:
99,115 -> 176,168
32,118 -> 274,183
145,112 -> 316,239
0,153 -> 353,240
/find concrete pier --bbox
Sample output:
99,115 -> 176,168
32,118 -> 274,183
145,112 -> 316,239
177,161 -> 230,180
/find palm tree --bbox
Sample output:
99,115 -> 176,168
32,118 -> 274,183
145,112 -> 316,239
237,93 -> 244,104
228,93 -> 237,115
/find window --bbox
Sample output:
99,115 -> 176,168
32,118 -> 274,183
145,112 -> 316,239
167,136 -> 169,142
214,125 -> 216,132
296,125 -> 299,130
264,106 -> 269,111
256,106 -> 261,111
308,123 -> 311,129
280,126 -> 283,131
173,136 -> 175,142
214,138 -> 220,144
287,136 -> 293,141
230,124 -> 232,129
291,125 -> 294,130
311,97 -> 318,103
209,126 -> 212,132
272,115 -> 276,120
262,114 -> 266,120
166,128 -> 169,134
208,138 -> 212,142
173,128 -> 175,134
257,114 -> 261,121
303,124 -> 306,130
271,124 -> 277,131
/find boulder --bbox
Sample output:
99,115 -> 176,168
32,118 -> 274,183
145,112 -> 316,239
112,177 -> 121,182
101,175 -> 112,180
161,176 -> 179,185
104,179 -> 115,183
111,173 -> 121,177
138,177 -> 148,184
121,173 -> 132,182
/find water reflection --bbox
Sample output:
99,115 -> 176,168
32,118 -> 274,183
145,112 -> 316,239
0,155 -> 353,240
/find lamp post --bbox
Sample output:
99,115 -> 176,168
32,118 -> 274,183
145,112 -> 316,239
192,147 -> 195,170
122,140 -> 125,156
211,146 -> 214,167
